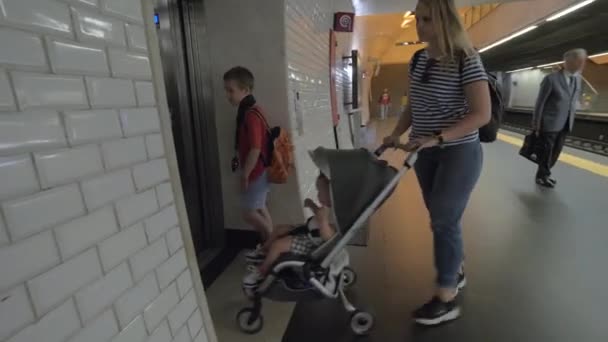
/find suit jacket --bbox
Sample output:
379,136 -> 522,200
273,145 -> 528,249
532,71 -> 582,132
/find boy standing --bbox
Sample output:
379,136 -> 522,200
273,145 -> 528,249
224,67 -> 273,257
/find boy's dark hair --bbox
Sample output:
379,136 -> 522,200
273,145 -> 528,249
223,66 -> 254,90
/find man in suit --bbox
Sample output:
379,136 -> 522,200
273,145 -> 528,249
532,48 -> 587,188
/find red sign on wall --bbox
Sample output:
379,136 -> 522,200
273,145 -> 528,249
334,12 -> 354,32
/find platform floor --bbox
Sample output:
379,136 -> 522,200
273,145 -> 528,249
281,120 -> 608,342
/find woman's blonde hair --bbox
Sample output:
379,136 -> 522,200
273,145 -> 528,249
418,0 -> 475,59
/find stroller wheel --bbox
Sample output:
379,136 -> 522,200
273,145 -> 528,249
236,308 -> 264,334
350,311 -> 374,335
342,267 -> 358,290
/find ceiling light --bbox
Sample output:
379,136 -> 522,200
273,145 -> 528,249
589,51 -> 608,58
537,61 -> 562,68
546,0 -> 596,21
507,67 -> 533,74
479,25 -> 538,53
403,11 -> 412,18
401,19 -> 412,28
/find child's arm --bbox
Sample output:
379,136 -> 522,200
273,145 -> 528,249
305,199 -> 335,241
318,220 -> 336,241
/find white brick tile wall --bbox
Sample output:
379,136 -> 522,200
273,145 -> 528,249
156,182 -> 174,207
129,237 -> 169,282
0,215 -> 7,246
114,273 -> 159,328
101,137 -> 147,170
66,309 -> 118,342
144,205 -> 178,243
2,184 -> 85,241
166,226 -> 184,255
1,0 -> 73,37
133,158 -> 169,191
72,6 -> 126,46
135,81 -> 156,106
34,145 -> 104,188
156,248 -> 187,290
27,248 -> 102,316
115,189 -> 158,228
54,207 -> 118,260
172,325 -> 192,342
0,71 -> 15,111
66,0 -> 99,8
0,155 -> 40,201
75,262 -> 133,322
47,39 -> 109,75
12,72 -> 88,110
0,29 -> 46,68
102,0 -> 144,23
6,299 -> 80,342
175,270 -> 192,299
0,111 -> 67,156
0,231 -> 59,292
86,77 -> 137,108
64,109 -> 123,145
145,134 -> 165,159
126,24 -> 148,51
81,168 -> 135,210
0,286 -> 35,341
194,331 -> 208,342
167,289 -> 196,335
143,283 -> 179,333
109,49 -> 152,80
147,321 -> 171,342
98,223 -> 147,273
110,315 -> 147,342
120,107 -> 161,136
187,310 -> 203,340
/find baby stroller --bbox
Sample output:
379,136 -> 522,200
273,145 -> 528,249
236,144 -> 418,335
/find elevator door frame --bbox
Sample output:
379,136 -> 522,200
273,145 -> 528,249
155,0 -> 225,262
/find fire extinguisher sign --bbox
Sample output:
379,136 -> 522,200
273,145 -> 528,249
334,12 -> 354,32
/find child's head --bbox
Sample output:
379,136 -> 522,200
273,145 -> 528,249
223,66 -> 254,106
316,173 -> 332,207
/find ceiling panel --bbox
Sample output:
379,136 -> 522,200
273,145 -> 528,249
354,0 -> 524,15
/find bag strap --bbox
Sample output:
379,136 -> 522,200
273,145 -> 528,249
248,107 -> 271,133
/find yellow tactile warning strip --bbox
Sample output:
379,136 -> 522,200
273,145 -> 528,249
497,132 -> 608,178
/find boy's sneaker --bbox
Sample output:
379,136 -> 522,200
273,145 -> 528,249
245,244 -> 266,265
413,297 -> 461,326
457,271 -> 466,291
243,265 -> 265,289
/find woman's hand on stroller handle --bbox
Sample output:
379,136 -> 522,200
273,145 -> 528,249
376,139 -> 420,156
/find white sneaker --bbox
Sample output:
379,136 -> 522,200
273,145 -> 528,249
243,265 -> 265,289
245,244 -> 266,265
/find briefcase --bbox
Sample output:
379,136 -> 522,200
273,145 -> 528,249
519,133 -> 541,164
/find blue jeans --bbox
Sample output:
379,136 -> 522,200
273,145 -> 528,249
414,141 -> 483,288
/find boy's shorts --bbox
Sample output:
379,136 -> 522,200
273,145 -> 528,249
241,171 -> 270,210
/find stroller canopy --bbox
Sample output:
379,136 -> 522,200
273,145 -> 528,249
309,147 -> 397,234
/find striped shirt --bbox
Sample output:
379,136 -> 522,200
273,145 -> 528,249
409,50 -> 488,146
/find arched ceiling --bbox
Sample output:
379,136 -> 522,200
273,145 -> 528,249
353,0 -> 522,15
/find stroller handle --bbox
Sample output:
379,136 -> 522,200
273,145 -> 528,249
374,142 -> 420,156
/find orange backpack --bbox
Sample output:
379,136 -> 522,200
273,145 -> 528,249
250,109 -> 294,184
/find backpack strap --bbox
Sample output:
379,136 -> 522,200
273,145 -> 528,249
247,107 -> 271,133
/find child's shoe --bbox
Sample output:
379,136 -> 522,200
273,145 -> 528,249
243,265 -> 265,289
245,244 -> 266,265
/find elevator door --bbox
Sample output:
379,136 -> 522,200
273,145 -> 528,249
154,0 -> 224,265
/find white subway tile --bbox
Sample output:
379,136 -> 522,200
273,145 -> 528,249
111,315 -> 147,342
0,231 -> 59,292
144,205 -> 177,242
0,111 -> 66,156
114,273 -> 159,328
109,49 -> 151,79
3,184 -> 85,241
126,24 -> 148,51
187,310 -> 203,340
0,214 -> 7,245
0,28 -> 46,68
98,222 -> 147,272
0,70 -> 15,111
48,39 -> 109,75
0,285 -> 35,341
66,0 -> 99,7
1,0 -> 72,36
12,72 -> 87,110
146,134 -> 164,159
166,227 -> 184,255
35,145 -> 104,188
64,109 -> 123,145
115,189 -> 158,228
156,248 -> 187,290
167,289 -> 196,335
143,283 -> 179,333
172,325 -> 192,342
67,310 -> 118,342
86,77 -> 137,108
27,248 -> 102,316
55,207 -> 118,260
81,169 -> 135,211
7,299 -> 80,342
135,81 -> 155,106
102,0 -> 143,23
0,155 -> 39,201
175,271 -> 192,299
194,331 -> 208,342
75,262 -> 133,322
147,321 -> 171,342
156,182 -> 174,207
120,107 -> 160,136
133,159 -> 169,191
72,6 -> 126,46
101,137 -> 147,170
129,237 -> 168,282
